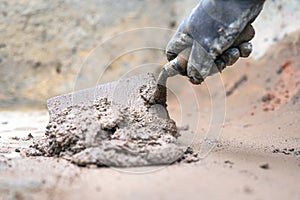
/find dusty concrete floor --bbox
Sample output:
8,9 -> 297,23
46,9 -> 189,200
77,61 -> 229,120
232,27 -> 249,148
1,31 -> 300,200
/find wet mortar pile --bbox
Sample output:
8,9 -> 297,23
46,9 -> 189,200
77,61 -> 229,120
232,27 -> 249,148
27,73 -> 197,167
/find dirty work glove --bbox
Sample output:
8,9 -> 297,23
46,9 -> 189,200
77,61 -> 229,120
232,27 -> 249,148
166,0 -> 265,84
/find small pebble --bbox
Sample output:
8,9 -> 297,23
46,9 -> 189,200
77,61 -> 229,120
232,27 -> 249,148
10,136 -> 20,140
27,133 -> 34,139
260,163 -> 270,170
289,148 -> 295,152
273,149 -> 279,153
224,160 -> 234,165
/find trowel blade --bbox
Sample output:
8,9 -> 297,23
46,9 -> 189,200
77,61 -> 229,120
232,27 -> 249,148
46,73 -> 169,119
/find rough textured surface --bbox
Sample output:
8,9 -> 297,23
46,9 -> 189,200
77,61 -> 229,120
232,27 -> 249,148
1,31 -> 300,199
1,0 -> 300,107
0,0 -> 195,107
28,73 -> 187,167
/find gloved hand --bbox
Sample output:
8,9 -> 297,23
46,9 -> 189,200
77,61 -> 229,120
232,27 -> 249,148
166,0 -> 265,84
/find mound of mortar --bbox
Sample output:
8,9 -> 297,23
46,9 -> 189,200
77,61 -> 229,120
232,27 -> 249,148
28,73 -> 187,167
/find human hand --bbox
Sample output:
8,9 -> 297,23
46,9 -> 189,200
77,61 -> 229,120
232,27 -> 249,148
166,0 -> 265,84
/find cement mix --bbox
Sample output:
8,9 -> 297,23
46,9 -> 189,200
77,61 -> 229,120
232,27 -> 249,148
27,73 -> 197,167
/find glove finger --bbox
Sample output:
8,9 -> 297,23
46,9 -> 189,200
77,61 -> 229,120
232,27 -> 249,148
232,24 -> 255,47
214,58 -> 226,72
166,32 -> 193,61
221,48 -> 240,66
238,42 -> 253,58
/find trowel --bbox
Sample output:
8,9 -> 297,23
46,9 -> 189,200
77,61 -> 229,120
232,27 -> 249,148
47,48 -> 191,116
153,48 -> 191,106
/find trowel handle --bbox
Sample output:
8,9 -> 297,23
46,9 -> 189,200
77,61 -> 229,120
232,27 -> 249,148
158,47 -> 192,83
154,47 -> 192,105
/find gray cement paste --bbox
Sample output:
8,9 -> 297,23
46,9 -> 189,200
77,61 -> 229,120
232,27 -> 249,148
28,73 -> 198,167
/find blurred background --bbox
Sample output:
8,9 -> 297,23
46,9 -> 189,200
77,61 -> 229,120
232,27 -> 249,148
0,0 -> 300,108
1,2 -> 300,199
